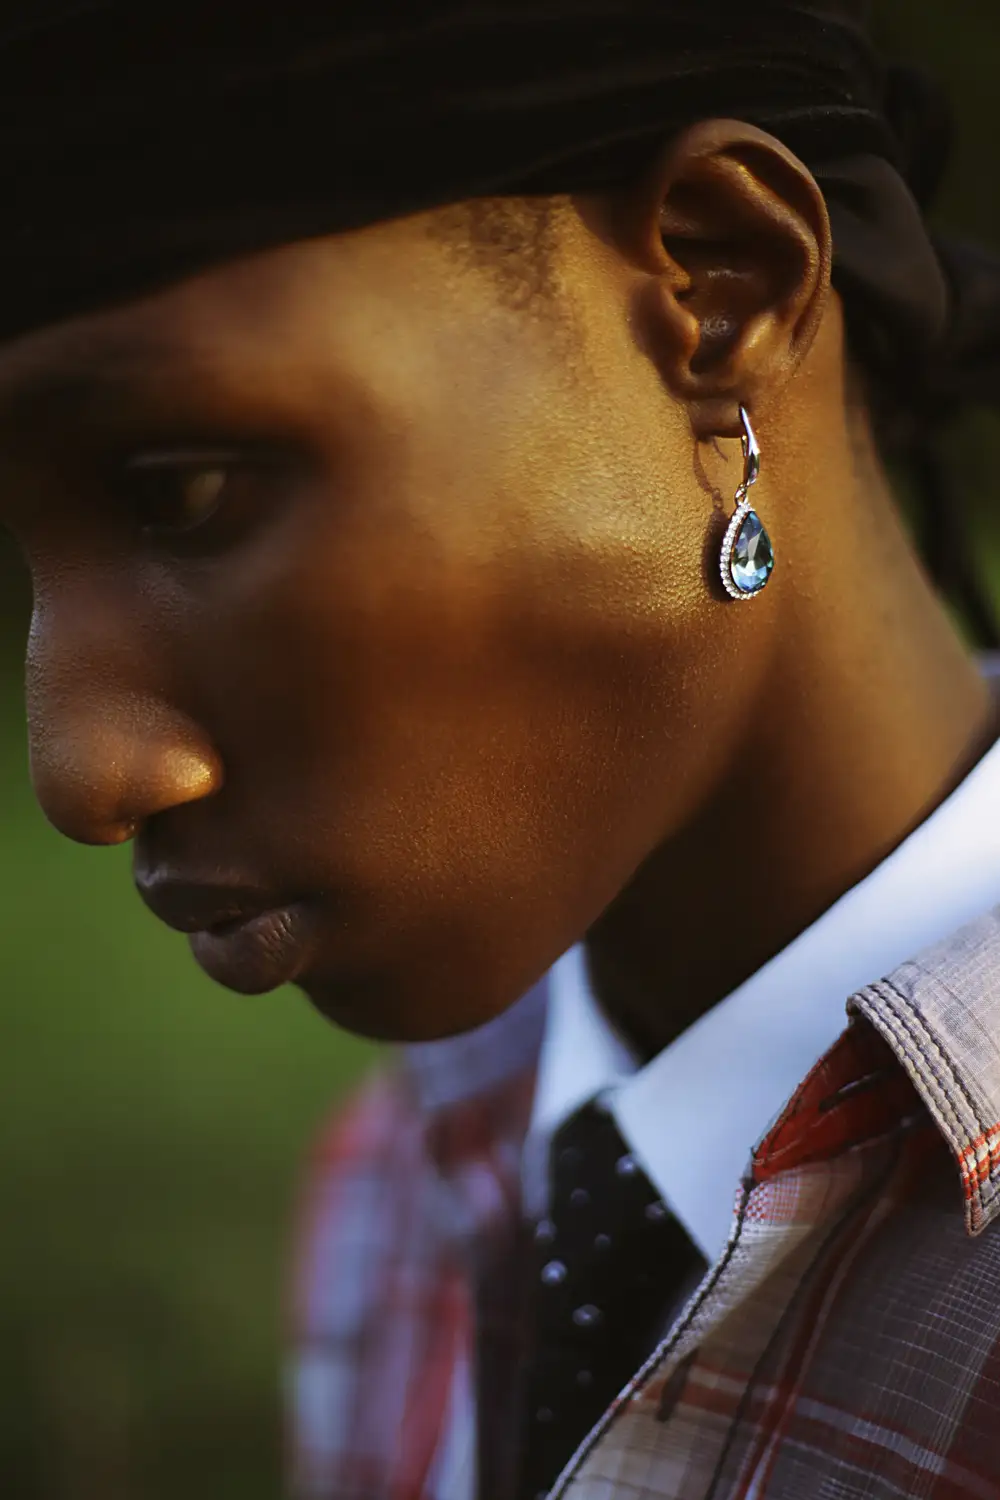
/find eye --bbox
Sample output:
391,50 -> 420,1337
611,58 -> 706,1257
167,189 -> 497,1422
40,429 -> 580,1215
122,455 -> 235,536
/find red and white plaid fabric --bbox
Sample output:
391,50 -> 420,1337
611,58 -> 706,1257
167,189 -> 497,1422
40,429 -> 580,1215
289,908 -> 1000,1499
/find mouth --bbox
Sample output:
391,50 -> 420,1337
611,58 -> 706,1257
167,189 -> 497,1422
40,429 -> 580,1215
135,878 -> 322,994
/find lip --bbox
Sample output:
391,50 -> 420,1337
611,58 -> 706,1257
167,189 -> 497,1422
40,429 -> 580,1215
189,901 -> 321,994
135,876 -> 321,994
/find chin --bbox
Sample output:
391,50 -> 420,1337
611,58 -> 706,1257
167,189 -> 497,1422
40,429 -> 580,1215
297,964 -> 516,1045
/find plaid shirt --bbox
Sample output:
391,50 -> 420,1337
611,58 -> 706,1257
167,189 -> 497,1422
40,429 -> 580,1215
289,907 -> 1000,1499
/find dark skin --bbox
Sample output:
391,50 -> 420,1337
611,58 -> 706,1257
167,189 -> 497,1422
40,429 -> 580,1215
0,120 -> 993,1051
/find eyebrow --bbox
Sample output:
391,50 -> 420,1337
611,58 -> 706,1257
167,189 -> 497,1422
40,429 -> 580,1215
0,335 -> 218,439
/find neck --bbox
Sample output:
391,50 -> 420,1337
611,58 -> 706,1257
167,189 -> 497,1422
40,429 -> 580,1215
588,363 -> 997,1060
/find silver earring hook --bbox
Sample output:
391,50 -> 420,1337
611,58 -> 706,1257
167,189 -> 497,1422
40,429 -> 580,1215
736,405 -> 760,501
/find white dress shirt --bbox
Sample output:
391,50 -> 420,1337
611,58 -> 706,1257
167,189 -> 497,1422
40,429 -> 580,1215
528,732 -> 1000,1262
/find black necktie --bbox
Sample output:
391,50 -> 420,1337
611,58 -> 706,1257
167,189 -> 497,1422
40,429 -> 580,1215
515,1099 -> 707,1500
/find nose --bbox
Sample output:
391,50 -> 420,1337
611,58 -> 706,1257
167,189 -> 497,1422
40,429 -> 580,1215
29,691 -> 223,845
26,592 -> 223,845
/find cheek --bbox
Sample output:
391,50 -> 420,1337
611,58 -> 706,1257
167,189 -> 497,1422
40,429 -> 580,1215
196,439 -> 756,991
176,323 -> 771,1033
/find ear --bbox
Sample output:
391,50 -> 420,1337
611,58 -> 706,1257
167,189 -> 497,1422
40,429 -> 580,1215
603,119 -> 833,440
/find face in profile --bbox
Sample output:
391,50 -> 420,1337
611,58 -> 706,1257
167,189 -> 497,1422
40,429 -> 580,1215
0,205 -> 771,1042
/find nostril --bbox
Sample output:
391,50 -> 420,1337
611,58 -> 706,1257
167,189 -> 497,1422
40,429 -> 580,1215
28,724 -> 223,848
99,818 -> 140,847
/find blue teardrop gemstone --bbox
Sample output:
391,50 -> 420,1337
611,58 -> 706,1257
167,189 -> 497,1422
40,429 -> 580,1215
730,510 -> 774,594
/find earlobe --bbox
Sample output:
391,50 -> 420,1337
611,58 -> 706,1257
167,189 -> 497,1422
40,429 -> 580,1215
627,120 -> 834,438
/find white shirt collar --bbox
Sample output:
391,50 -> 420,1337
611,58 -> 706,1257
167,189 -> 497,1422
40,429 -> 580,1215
528,733 -> 1000,1263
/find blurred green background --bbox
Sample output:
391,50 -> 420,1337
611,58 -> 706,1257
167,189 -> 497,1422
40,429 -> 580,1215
1,4 -> 999,1498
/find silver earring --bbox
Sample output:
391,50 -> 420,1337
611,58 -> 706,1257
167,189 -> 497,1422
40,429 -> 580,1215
720,406 -> 774,601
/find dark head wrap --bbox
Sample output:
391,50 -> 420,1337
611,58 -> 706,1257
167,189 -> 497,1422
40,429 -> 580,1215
0,0 -> 949,338
1,0 -> 998,637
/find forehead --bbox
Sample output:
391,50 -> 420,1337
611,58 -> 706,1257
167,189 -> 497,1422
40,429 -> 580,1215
0,240 -> 321,377
0,213 -> 534,465
0,204 -> 509,398
0,229 -> 430,432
